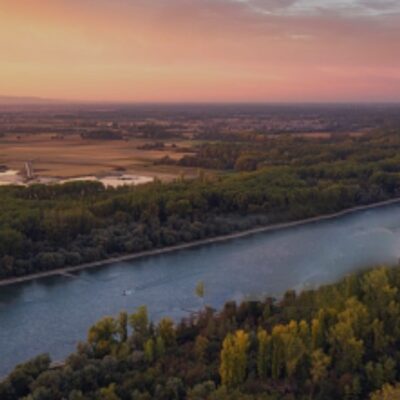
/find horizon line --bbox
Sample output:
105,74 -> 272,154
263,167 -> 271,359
1,95 -> 400,107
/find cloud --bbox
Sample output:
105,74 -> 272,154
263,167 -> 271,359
235,0 -> 400,17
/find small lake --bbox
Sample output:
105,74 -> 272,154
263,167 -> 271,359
1,203 -> 400,375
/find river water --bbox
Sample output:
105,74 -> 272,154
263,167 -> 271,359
1,204 -> 400,375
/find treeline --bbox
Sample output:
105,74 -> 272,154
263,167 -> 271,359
3,266 -> 400,399
2,132 -> 400,279
177,143 -> 243,170
140,124 -> 177,139
80,130 -> 123,140
163,130 -> 400,172
137,142 -> 166,151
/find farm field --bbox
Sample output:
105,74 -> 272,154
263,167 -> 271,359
0,133 -> 196,181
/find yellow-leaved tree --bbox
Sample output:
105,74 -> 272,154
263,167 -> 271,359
219,330 -> 250,388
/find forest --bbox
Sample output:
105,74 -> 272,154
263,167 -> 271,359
2,265 -> 400,399
2,129 -> 400,279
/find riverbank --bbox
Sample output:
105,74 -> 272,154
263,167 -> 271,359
2,196 -> 400,288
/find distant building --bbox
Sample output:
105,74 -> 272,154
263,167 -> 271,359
24,161 -> 34,180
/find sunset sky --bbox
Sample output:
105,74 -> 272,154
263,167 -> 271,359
1,0 -> 400,102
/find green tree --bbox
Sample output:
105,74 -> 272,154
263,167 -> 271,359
88,317 -> 118,356
144,338 -> 155,363
157,318 -> 176,347
129,306 -> 149,347
310,349 -> 331,399
99,383 -> 120,400
194,335 -> 209,362
155,336 -> 165,357
118,311 -> 128,342
257,329 -> 271,379
270,325 -> 287,379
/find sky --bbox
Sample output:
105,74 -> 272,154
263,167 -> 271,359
1,0 -> 400,103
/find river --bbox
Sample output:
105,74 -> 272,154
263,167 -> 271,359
1,203 -> 400,375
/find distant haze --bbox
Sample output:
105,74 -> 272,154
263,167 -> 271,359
1,0 -> 400,103
0,96 -> 59,105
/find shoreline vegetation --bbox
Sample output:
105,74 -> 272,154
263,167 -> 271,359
2,196 -> 400,288
3,129 -> 400,285
3,264 -> 400,399
3,109 -> 400,398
